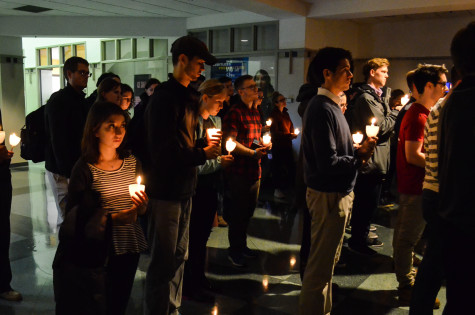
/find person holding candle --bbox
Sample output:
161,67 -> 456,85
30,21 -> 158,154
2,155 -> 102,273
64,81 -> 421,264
53,102 -> 148,315
184,79 -> 234,303
222,74 -> 271,268
299,47 -> 376,315
0,126 -> 22,302
394,64 -> 448,307
143,36 -> 220,315
269,91 -> 297,199
345,57 -> 403,255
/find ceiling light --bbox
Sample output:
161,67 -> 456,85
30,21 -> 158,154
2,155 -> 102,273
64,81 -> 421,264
241,39 -> 249,42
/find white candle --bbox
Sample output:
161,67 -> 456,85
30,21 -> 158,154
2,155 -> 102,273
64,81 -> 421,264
129,176 -> 145,198
225,138 -> 236,155
294,128 -> 300,135
366,118 -> 379,137
352,132 -> 363,144
206,128 -> 220,140
262,276 -> 269,292
290,256 -> 296,268
266,119 -> 272,127
0,131 -> 5,143
9,133 -> 20,149
401,94 -> 410,106
212,306 -> 218,315
262,133 -> 271,145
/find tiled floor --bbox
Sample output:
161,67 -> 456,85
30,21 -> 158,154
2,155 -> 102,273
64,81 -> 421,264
1,163 -> 446,314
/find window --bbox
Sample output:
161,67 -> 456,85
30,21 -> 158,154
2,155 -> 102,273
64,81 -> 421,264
39,48 -> 48,66
103,40 -> 115,61
75,44 -> 86,58
136,38 -> 150,58
212,29 -> 230,53
234,26 -> 253,52
257,24 -> 278,50
51,47 -> 60,65
62,46 -> 72,61
189,31 -> 208,46
151,39 -> 167,58
119,39 -> 132,59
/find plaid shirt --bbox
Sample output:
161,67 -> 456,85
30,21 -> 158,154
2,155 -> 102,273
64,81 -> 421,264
223,99 -> 262,181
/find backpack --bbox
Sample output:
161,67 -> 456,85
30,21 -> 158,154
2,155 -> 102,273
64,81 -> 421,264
20,105 -> 45,163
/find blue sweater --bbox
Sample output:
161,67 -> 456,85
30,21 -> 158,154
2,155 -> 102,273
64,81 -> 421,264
302,94 -> 361,194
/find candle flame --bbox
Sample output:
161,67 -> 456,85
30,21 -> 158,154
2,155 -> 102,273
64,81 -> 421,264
401,94 -> 410,106
9,133 -> 21,147
371,118 -> 376,126
294,128 -> 300,135
262,276 -> 269,291
137,176 -> 141,185
212,305 -> 218,315
290,256 -> 296,268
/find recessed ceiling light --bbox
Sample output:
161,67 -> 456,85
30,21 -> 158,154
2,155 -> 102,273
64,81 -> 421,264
13,5 -> 52,13
241,39 -> 249,42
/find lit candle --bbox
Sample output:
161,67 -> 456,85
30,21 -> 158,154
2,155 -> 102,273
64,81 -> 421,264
352,132 -> 363,144
0,131 -> 5,143
401,94 -> 410,106
9,133 -> 20,149
266,119 -> 272,127
262,133 -> 271,145
206,128 -> 220,140
290,256 -> 296,268
225,138 -> 236,155
294,128 -> 300,135
365,118 -> 379,137
128,176 -> 145,198
262,276 -> 269,292
211,305 -> 218,315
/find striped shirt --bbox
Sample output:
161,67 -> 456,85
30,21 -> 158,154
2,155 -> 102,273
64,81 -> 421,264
88,155 -> 147,255
423,98 -> 445,192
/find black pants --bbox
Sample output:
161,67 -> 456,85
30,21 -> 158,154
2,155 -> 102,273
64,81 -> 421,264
349,173 -> 382,246
271,146 -> 295,190
224,173 -> 260,253
184,176 -> 218,291
0,167 -> 12,293
410,189 -> 444,315
106,253 -> 140,315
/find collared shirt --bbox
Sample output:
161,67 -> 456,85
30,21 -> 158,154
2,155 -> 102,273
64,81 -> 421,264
369,84 -> 383,98
317,87 -> 341,105
223,98 -> 262,181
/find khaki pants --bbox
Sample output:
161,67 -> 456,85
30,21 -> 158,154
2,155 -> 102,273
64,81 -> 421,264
392,194 -> 426,288
299,188 -> 354,315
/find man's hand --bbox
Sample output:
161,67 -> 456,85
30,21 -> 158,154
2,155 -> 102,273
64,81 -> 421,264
254,146 -> 268,159
204,145 -> 220,160
220,155 -> 234,168
0,145 -> 13,163
206,130 -> 222,147
357,137 -> 377,164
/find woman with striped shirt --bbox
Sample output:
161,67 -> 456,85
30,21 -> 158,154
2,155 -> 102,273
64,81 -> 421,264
53,102 -> 148,315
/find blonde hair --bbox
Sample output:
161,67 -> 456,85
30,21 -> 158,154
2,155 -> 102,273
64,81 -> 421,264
363,58 -> 390,81
198,79 -> 226,104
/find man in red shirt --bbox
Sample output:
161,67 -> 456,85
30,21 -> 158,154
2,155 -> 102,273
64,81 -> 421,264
394,64 -> 448,306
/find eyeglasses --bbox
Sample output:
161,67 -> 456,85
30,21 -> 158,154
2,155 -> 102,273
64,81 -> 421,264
241,84 -> 257,91
76,70 -> 92,78
435,81 -> 447,88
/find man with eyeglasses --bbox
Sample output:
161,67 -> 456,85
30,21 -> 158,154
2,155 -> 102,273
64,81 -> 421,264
44,56 -> 91,226
393,64 -> 448,307
222,74 -> 271,268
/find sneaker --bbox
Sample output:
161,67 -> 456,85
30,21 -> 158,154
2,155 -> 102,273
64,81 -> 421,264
0,290 -> 22,302
228,252 -> 247,268
242,247 -> 259,259
366,238 -> 384,247
348,243 -> 377,256
370,225 -> 377,232
368,231 -> 378,239
274,189 -> 286,199
217,215 -> 228,227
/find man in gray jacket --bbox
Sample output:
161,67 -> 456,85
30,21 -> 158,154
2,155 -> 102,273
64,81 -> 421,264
346,58 -> 402,255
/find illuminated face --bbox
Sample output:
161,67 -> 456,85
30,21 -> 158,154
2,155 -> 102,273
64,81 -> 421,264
184,56 -> 205,83
371,65 -> 389,88
432,73 -> 448,100
238,79 -> 258,103
95,114 -> 126,150
327,59 -> 353,93
102,86 -> 122,106
121,91 -> 133,111
204,92 -> 226,116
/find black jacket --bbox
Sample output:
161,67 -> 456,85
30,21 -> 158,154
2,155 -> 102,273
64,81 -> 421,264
346,84 -> 397,175
144,74 -> 206,200
44,84 -> 88,178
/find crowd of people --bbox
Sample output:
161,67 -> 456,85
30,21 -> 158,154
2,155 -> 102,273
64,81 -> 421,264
0,21 -> 474,315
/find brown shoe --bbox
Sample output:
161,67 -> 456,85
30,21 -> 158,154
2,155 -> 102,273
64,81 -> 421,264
217,216 -> 228,227
0,290 -> 23,302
